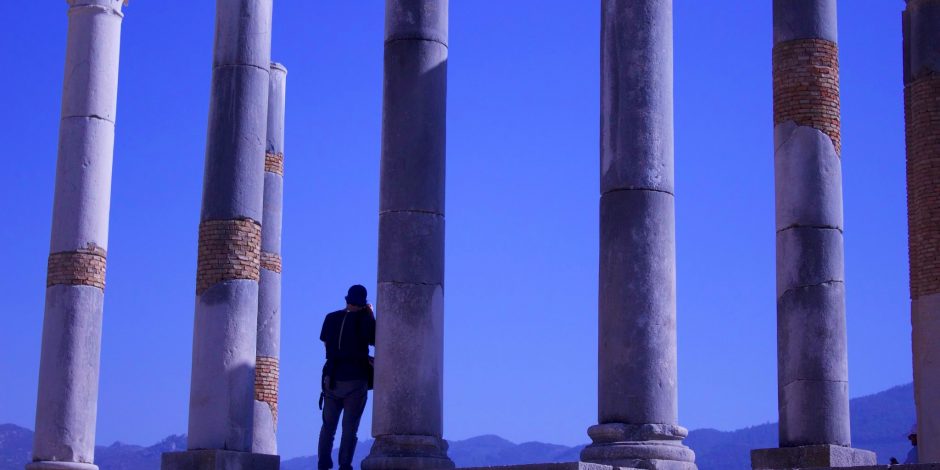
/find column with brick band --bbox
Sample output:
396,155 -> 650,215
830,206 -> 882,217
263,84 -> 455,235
361,1 -> 453,469
904,0 -> 940,463
252,61 -> 286,456
579,1 -> 696,469
160,1 -> 277,469
29,2 -> 124,469
751,2 -> 875,468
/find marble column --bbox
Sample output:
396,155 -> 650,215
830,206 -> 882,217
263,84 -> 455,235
751,1 -> 875,468
579,1 -> 696,469
904,0 -> 940,463
29,1 -> 124,469
361,1 -> 453,469
252,61 -> 287,456
161,1 -> 278,469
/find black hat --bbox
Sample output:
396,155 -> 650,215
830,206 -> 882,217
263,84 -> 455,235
345,284 -> 368,306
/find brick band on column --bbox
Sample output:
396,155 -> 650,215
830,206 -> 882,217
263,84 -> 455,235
773,38 -> 842,155
254,355 -> 279,424
265,152 -> 284,176
196,219 -> 262,295
907,75 -> 940,298
46,247 -> 107,290
260,251 -> 281,274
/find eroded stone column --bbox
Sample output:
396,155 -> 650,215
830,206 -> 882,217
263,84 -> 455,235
361,1 -> 453,469
252,61 -> 286,456
751,1 -> 875,468
904,0 -> 940,463
29,2 -> 124,469
579,1 -> 696,469
161,1 -> 277,469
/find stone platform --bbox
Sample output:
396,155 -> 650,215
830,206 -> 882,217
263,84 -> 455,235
752,445 -> 875,469
161,449 -> 279,470
458,464 -> 577,470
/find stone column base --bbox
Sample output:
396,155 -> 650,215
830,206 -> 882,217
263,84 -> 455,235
361,434 -> 455,470
26,462 -> 98,470
161,449 -> 280,470
579,423 -> 697,470
751,445 -> 876,469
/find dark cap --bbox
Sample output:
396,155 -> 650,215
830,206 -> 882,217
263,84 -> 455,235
345,284 -> 368,306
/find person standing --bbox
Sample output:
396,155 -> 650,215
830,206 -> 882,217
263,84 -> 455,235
317,285 -> 376,470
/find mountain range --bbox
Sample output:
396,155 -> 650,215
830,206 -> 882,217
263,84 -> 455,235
0,383 -> 916,470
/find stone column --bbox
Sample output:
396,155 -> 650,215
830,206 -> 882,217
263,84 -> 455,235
29,2 -> 124,469
579,1 -> 696,469
162,1 -> 277,469
252,61 -> 286,456
904,0 -> 940,463
751,1 -> 875,468
361,1 -> 453,469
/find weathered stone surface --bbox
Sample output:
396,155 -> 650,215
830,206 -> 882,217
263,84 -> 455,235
26,462 -> 98,470
371,282 -> 444,437
379,39 -> 447,215
200,64 -> 269,223
772,0 -> 837,44
211,0 -> 273,69
377,211 -> 445,285
751,444 -> 875,469
775,227 -> 844,296
363,434 -> 453,470
261,173 -> 283,254
33,286 -> 104,465
906,0 -> 940,81
188,280 -> 259,452
774,122 -> 843,232
252,399 -> 276,456
256,269 -> 281,358
912,292 -> 940,463
61,0 -> 123,121
385,0 -> 448,45
460,464 -> 577,470
161,449 -> 279,470
600,0 -> 674,195
778,380 -> 851,447
598,189 -> 677,425
580,459 -> 696,470
776,283 -> 848,385
50,117 -> 115,253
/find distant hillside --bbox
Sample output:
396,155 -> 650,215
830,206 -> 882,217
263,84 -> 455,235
1,383 -> 917,470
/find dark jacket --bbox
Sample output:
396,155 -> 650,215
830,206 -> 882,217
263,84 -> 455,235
320,308 -> 375,382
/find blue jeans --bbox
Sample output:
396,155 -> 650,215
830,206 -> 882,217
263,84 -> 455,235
317,379 -> 369,470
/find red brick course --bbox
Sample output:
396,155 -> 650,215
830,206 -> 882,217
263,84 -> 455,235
773,38 -> 842,155
906,76 -> 940,298
196,219 -> 261,295
47,246 -> 107,290
255,355 -> 279,425
261,251 -> 282,274
265,152 -> 284,176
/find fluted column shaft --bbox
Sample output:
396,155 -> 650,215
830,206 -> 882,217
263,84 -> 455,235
30,1 -> 124,469
362,1 -> 453,468
185,0 -> 272,453
580,1 -> 695,468
904,0 -> 940,463
253,62 -> 286,456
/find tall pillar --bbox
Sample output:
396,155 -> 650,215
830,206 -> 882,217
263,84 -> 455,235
904,0 -> 940,463
161,1 -> 278,469
751,1 -> 875,468
29,1 -> 124,469
252,61 -> 287,456
579,1 -> 696,469
361,1 -> 453,469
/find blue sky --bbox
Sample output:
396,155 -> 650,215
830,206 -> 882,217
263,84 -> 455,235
0,0 -> 911,460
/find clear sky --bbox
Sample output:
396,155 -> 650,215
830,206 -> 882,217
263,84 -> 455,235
0,0 -> 911,461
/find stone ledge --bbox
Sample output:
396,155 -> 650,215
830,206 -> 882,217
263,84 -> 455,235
161,449 -> 279,470
803,465 -> 940,470
751,445 -> 876,469
26,462 -> 98,470
458,464 -> 577,470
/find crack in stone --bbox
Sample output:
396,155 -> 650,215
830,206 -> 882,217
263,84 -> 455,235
378,280 -> 442,287
212,62 -> 271,74
781,378 -> 848,387
777,224 -> 843,234
602,187 -> 675,197
779,279 -> 844,298
62,114 -> 115,125
385,37 -> 448,49
379,209 -> 444,217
